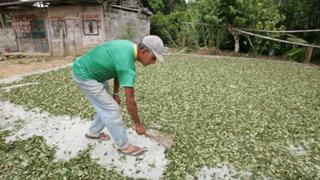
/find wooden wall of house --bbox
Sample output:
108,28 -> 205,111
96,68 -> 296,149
1,9 -> 49,53
0,0 -> 150,56
47,6 -> 105,57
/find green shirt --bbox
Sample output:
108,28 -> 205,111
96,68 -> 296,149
72,40 -> 136,87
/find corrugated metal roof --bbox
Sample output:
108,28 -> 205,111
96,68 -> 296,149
0,0 -> 104,7
0,0 -> 152,16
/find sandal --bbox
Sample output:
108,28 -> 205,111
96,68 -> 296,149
85,132 -> 110,141
117,144 -> 146,156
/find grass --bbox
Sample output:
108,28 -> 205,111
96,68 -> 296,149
0,55 -> 319,179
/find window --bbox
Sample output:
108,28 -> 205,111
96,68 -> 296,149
83,20 -> 99,35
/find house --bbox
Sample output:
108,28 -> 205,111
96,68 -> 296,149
0,0 -> 152,57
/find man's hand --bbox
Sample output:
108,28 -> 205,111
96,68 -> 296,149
135,123 -> 146,135
113,94 -> 121,105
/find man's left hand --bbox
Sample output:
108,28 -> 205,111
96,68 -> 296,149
135,123 -> 146,135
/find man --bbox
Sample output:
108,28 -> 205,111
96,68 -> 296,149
72,35 -> 164,156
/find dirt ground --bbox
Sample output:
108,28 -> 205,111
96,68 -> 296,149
0,56 -> 75,79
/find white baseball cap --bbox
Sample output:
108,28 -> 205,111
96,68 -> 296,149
141,35 -> 164,62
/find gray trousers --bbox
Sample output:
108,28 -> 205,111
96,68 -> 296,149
72,73 -> 129,149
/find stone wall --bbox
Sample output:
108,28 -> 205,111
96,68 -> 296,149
104,7 -> 150,43
107,0 -> 140,8
121,0 -> 139,8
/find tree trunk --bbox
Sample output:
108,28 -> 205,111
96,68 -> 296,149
234,35 -> 240,53
304,47 -> 313,63
182,36 -> 185,47
228,26 -> 240,53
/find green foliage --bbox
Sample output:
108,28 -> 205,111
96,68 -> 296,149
232,0 -> 284,54
145,0 -> 165,13
147,0 -> 319,63
275,0 -> 320,63
142,0 -> 186,14
277,0 -> 320,30
151,0 -> 285,54
176,8 -> 202,48
283,35 -> 308,62
286,34 -> 308,44
151,10 -> 188,46
283,48 -> 306,62
1,56 -> 320,178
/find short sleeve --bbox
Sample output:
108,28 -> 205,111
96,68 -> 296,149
118,69 -> 136,87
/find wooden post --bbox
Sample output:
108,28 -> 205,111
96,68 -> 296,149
59,27 -> 65,57
0,13 -> 4,28
304,47 -> 313,63
16,22 -> 22,53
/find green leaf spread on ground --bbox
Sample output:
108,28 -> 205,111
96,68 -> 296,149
1,55 -> 319,179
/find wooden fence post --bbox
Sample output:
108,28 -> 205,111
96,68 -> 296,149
60,27 -> 65,57
0,13 -> 4,28
304,47 -> 313,63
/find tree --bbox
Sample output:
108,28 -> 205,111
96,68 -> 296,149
196,0 -> 284,53
147,0 -> 319,63
141,0 -> 186,14
277,0 -> 320,63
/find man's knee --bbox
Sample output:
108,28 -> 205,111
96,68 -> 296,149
100,109 -> 123,126
88,86 -> 105,96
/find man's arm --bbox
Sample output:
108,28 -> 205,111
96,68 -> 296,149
124,87 -> 145,135
114,77 -> 120,94
113,77 -> 120,105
